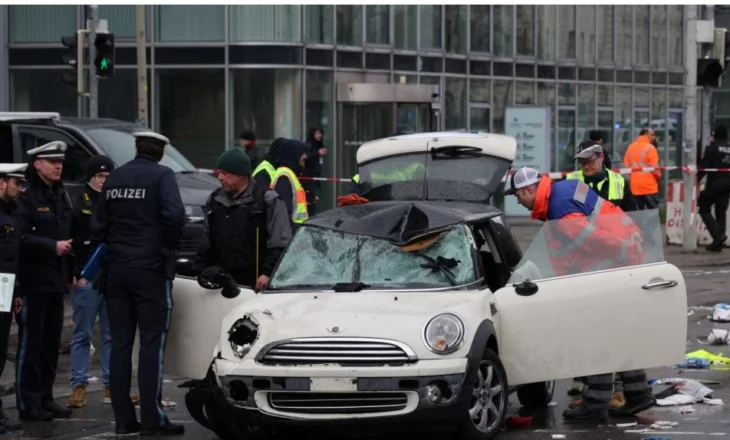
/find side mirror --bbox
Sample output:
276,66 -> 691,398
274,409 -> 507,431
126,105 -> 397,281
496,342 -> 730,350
197,267 -> 241,299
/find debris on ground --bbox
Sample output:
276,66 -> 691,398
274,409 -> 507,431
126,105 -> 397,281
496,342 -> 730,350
551,435 -> 566,439
711,303 -> 730,322
680,405 -> 695,414
649,377 -> 720,386
506,416 -> 532,428
616,421 -> 638,427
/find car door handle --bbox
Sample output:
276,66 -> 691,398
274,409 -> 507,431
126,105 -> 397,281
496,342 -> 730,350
642,280 -> 678,290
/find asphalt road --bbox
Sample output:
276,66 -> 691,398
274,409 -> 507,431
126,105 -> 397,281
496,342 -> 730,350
4,226 -> 730,439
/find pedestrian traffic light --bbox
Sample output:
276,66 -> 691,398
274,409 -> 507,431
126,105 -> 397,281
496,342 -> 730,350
93,32 -> 115,77
697,58 -> 724,88
60,34 -> 80,86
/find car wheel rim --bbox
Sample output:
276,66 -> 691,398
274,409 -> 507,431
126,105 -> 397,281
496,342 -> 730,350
468,361 -> 504,433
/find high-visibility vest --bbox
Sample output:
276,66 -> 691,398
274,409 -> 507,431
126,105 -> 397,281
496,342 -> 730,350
352,174 -> 360,183
269,167 -> 309,224
623,137 -> 660,195
565,169 -> 625,202
253,160 -> 275,180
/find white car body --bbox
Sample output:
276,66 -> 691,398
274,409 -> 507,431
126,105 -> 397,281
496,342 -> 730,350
162,132 -> 688,438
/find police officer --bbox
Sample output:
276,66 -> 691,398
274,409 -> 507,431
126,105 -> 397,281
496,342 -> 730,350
699,125 -> 730,251
90,132 -> 186,436
0,164 -> 26,433
13,142 -> 74,421
194,148 -> 292,290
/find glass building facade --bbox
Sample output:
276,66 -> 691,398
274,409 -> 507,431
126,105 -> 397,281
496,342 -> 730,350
1,5 -> 688,208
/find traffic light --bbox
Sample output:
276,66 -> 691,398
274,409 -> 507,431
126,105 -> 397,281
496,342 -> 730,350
93,33 -> 115,77
60,34 -> 80,85
697,58 -> 724,87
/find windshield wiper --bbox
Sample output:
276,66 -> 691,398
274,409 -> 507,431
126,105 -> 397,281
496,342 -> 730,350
416,254 -> 459,286
333,282 -> 371,292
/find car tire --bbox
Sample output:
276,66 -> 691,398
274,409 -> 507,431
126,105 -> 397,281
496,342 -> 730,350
457,348 -> 509,440
516,381 -> 555,409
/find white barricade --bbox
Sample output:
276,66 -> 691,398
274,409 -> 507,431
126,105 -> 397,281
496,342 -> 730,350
665,180 -> 730,246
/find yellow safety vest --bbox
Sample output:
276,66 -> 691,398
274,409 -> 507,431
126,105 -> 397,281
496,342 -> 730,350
269,167 -> 309,224
253,160 -> 275,180
565,169 -> 625,202
352,174 -> 360,183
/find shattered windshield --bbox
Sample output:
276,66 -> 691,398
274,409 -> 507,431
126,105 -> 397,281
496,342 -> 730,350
268,225 -> 478,291
508,209 -> 665,284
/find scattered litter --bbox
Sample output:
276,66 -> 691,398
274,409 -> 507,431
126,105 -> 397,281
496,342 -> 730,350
677,379 -> 713,400
680,405 -> 695,414
616,421 -> 638,427
654,421 -> 679,427
703,397 -> 724,405
88,376 -> 100,383
688,309 -> 695,316
551,435 -> 566,439
506,416 -> 532,428
649,377 -> 720,386
163,379 -> 172,383
650,423 -> 673,430
675,357 -> 711,369
161,399 -> 176,409
705,329 -> 730,345
711,303 -> 730,322
547,401 -> 557,407
656,394 -> 695,406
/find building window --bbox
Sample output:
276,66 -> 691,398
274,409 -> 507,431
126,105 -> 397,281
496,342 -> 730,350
615,6 -> 633,67
515,82 -> 535,105
577,84 -> 595,144
394,6 -> 417,50
470,5 -> 490,53
232,69 -> 303,149
157,6 -> 224,42
336,6 -> 363,46
635,6 -> 650,65
470,79 -> 490,103
558,6 -> 576,59
516,6 -> 535,56
97,5 -> 137,39
9,5 -> 77,43
668,6 -> 683,67
305,70 -> 334,209
577,6 -> 595,64
366,5 -> 389,45
492,80 -> 511,133
420,6 -> 442,50
305,6 -> 334,44
537,6 -> 556,61
157,70 -> 225,168
651,6 -> 668,69
597,6 -> 614,64
445,77 -> 467,130
229,6 -> 301,42
99,69 -> 150,122
493,6 -> 514,57
444,6 -> 467,54
10,70 -> 77,116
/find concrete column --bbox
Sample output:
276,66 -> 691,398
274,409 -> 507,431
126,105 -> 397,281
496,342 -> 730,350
683,5 -> 699,251
0,5 -> 8,111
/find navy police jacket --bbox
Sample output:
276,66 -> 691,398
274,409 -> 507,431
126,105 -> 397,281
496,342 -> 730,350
90,154 -> 186,273
0,199 -> 21,298
13,170 -> 74,294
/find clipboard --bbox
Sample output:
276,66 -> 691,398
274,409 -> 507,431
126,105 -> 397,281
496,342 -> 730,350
0,274 -> 16,313
80,243 -> 106,281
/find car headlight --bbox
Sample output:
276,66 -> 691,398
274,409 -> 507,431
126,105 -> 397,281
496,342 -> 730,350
184,205 -> 205,223
423,313 -> 465,354
228,315 -> 259,358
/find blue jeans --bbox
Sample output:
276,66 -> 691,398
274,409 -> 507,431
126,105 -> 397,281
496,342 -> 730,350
70,283 -> 111,389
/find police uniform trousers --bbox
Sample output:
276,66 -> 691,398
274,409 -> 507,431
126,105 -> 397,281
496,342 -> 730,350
15,293 -> 65,412
582,370 -> 649,410
699,185 -> 730,242
0,310 -> 14,411
105,265 -> 172,430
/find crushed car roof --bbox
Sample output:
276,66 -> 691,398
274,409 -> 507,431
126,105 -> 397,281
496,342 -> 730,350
305,200 -> 501,244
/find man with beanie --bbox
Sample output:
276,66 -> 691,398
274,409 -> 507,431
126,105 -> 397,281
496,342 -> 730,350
194,148 -> 292,292
90,132 -> 186,436
239,130 -> 265,171
699,124 -> 730,251
67,155 -> 140,409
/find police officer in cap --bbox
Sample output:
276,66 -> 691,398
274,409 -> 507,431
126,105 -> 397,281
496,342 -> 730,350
90,132 -> 186,436
13,142 -> 74,421
0,164 -> 27,432
699,125 -> 730,251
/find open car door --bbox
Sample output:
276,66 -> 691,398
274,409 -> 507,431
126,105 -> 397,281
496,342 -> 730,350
494,210 -> 687,386
132,276 -> 255,380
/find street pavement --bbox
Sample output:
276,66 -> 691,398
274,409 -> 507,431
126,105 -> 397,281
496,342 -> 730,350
3,222 -> 730,439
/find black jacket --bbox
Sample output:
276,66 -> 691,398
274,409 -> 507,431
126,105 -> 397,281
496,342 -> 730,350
0,199 -> 21,298
245,145 -> 266,172
13,169 -> 73,294
582,168 -> 637,212
90,154 -> 186,274
71,183 -> 100,278
699,139 -> 730,189
194,182 -> 292,287
303,128 -> 325,201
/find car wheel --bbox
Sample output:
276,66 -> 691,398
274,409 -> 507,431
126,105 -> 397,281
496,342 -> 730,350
458,348 -> 509,440
516,381 -> 555,409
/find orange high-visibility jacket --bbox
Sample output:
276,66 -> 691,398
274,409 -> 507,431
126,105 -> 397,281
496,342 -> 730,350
623,135 -> 661,196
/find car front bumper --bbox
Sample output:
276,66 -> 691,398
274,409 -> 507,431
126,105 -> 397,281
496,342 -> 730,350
186,357 -> 472,429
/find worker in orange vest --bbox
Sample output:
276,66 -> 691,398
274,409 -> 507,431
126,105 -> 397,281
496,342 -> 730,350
623,127 -> 661,210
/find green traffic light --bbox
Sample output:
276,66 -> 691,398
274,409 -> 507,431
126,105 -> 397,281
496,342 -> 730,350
100,57 -> 110,71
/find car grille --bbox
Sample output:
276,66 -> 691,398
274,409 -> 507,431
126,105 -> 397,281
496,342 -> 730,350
268,392 -> 409,415
256,337 -> 418,366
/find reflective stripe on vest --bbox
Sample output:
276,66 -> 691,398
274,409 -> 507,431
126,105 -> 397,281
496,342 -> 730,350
352,174 -> 360,183
628,145 -> 652,168
269,167 -> 309,224
565,170 -> 625,201
253,160 -> 276,180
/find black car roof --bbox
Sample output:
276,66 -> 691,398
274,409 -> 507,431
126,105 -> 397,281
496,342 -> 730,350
305,200 -> 501,244
58,117 -> 141,129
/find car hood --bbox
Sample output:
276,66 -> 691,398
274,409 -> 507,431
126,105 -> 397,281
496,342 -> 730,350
219,290 -> 494,361
175,172 -> 220,206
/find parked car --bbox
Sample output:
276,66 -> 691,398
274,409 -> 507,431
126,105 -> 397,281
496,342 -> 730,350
162,132 -> 688,440
0,112 -> 219,275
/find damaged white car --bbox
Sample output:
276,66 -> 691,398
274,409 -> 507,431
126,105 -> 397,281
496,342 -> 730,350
163,132 -> 688,440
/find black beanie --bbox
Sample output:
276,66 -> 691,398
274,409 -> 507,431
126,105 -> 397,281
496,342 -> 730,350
86,155 -> 115,181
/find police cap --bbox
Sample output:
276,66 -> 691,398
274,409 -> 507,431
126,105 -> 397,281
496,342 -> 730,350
0,164 -> 27,181
27,141 -> 67,160
133,131 -> 169,149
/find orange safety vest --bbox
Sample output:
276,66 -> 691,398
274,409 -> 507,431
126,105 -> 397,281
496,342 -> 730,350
532,176 -> 645,276
623,135 -> 661,196
269,167 -> 309,224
